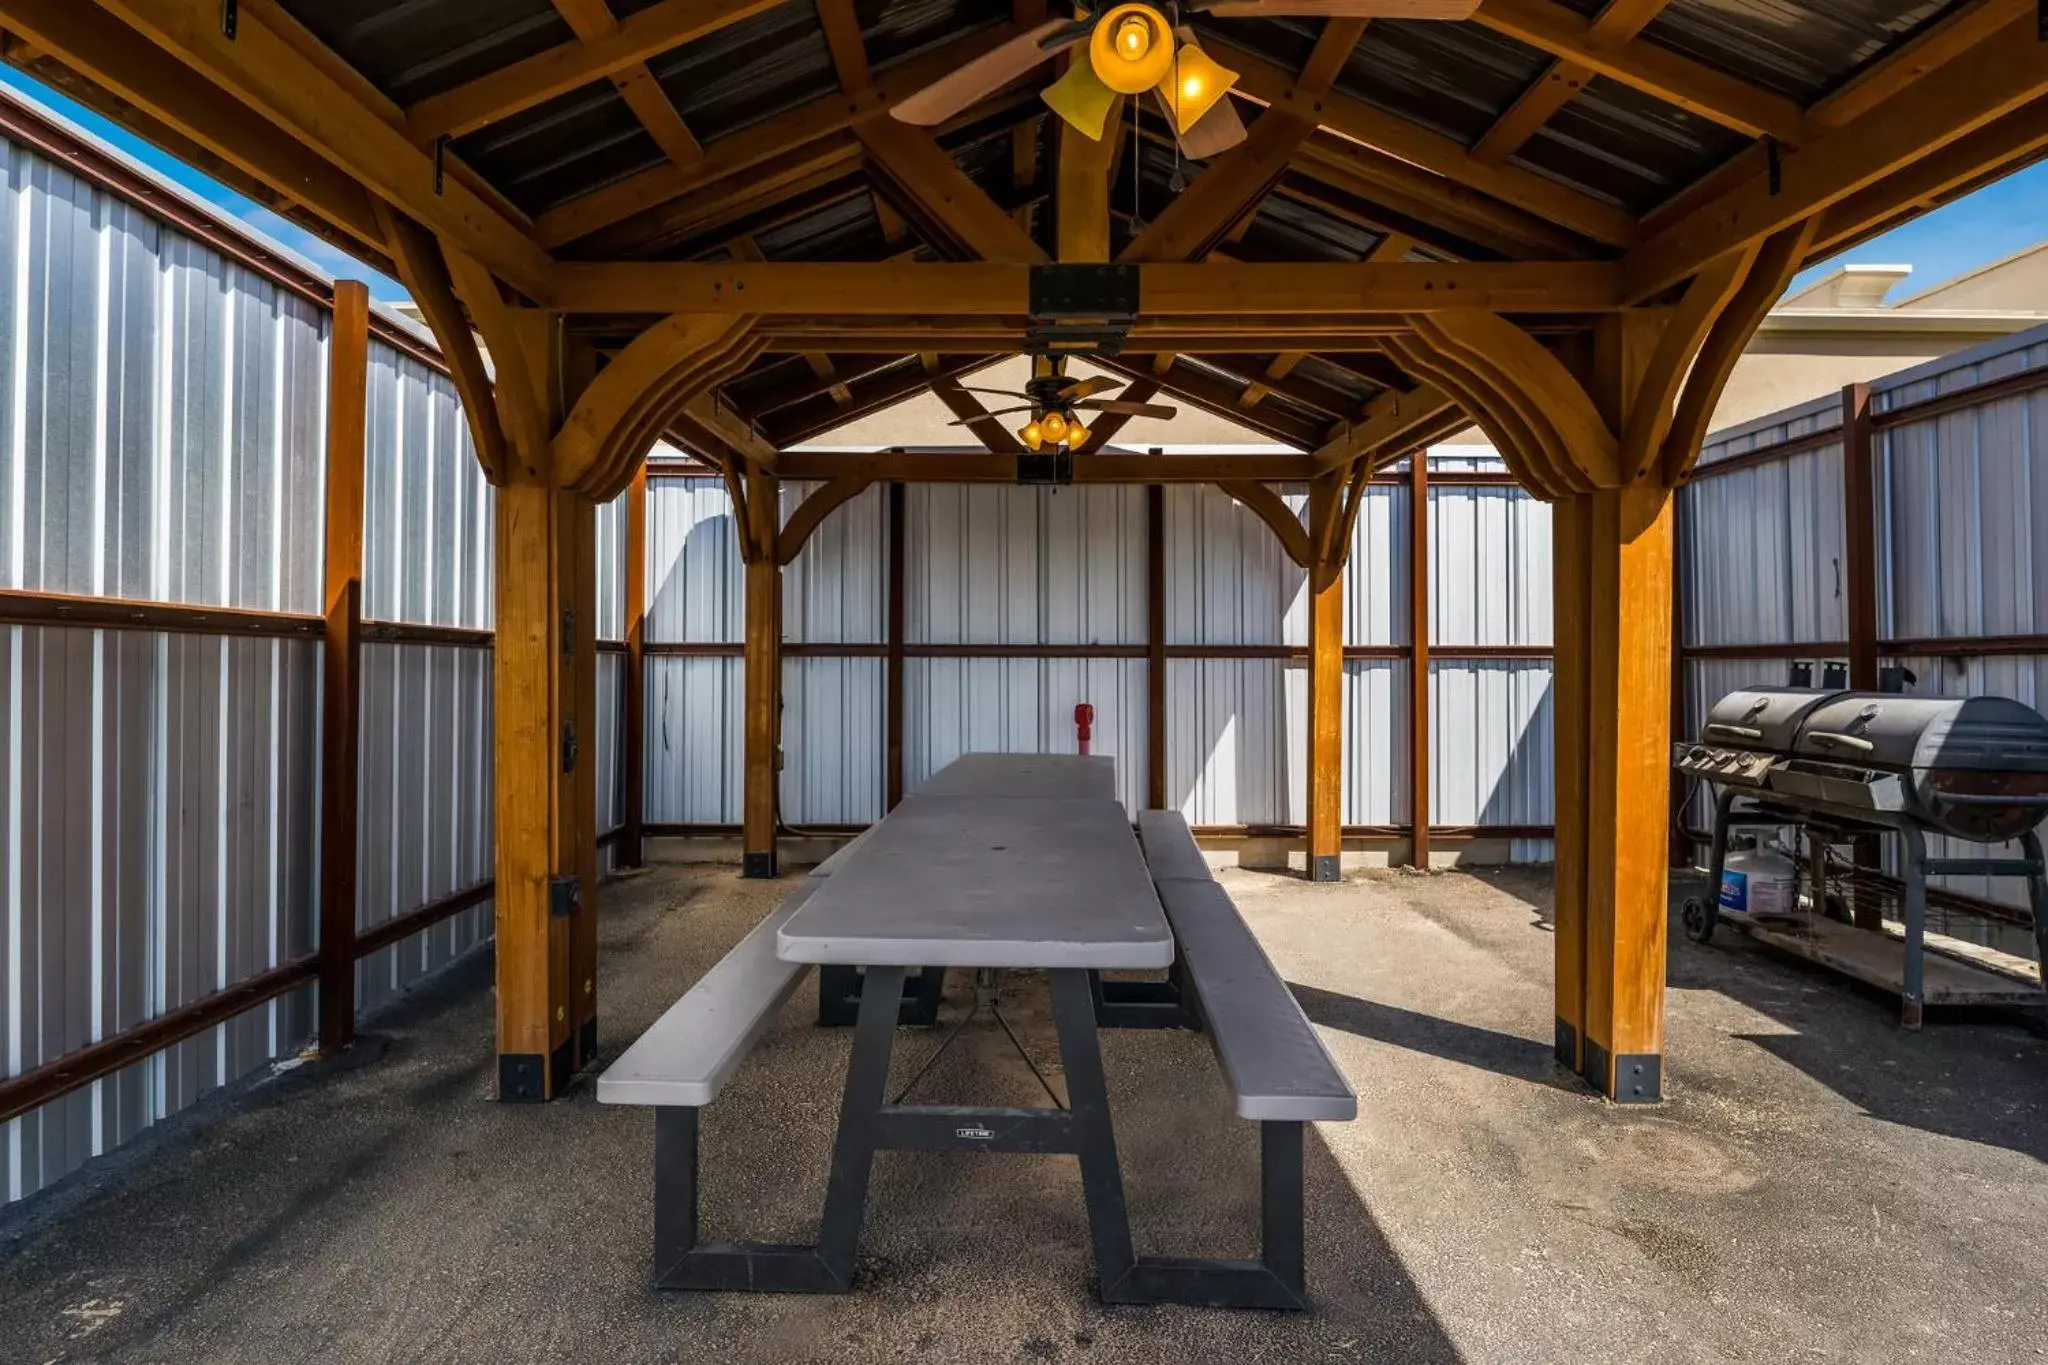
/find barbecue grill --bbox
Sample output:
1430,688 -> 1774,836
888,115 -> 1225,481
1676,687 -> 2048,1024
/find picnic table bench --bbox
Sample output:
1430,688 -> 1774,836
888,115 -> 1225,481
598,755 -> 1356,1309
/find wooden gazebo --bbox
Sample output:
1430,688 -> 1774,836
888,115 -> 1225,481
10,0 -> 2041,1104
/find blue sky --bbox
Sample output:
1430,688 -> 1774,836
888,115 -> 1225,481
3,63 -> 2043,309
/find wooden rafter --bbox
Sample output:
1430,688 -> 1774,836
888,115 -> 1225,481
1312,381 -> 1462,472
550,0 -> 704,170
1222,43 -> 1639,248
775,450 -> 1324,481
1101,355 -> 1326,449
1814,98 -> 2048,257
78,0 -> 552,297
816,0 -> 870,94
1624,9 -> 2048,300
1471,0 -> 1672,167
407,0 -> 787,141
532,26 -> 1018,247
1472,0 -> 1805,143
857,118 -> 1048,263
1057,96 -> 1119,263
1120,111 -> 1313,263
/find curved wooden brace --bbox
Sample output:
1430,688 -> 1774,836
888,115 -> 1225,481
1382,334 -> 1566,502
442,244 -> 551,478
553,313 -> 763,500
776,475 -> 873,566
596,330 -> 769,502
1394,325 -> 1578,496
719,458 -> 757,565
1413,312 -> 1619,490
1618,241 -> 1760,483
375,203 -> 510,485
1659,216 -> 1821,485
1219,481 -> 1313,569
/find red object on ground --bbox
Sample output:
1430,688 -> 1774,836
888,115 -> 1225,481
1073,702 -> 1094,755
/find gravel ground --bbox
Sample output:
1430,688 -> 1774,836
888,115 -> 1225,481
2,860 -> 2045,1364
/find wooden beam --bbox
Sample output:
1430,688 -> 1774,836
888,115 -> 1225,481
1120,112 -> 1314,263
1298,18 -> 1367,95
1222,43 -> 1639,248
443,248 -> 554,474
1286,135 -> 1594,260
1808,0 -> 2035,131
816,0 -> 871,93
1106,355 -> 1328,449
1306,475 -> 1345,882
376,206 -> 513,484
552,0 -> 705,170
532,27 -> 1018,247
1406,451 -> 1430,869
774,450 -> 1324,481
1057,96 -> 1119,262
1219,481 -> 1313,568
1313,381 -> 1461,472
408,0 -> 786,140
317,280 -> 369,1052
931,376 -> 1026,453
1473,0 -> 1806,142
1813,99 -> 2048,256
549,260 -> 1624,314
96,0 -> 552,299
1471,0 -> 1672,166
1624,11 -> 2048,301
857,118 -> 1048,262
622,463 -> 648,867
0,0 -> 383,254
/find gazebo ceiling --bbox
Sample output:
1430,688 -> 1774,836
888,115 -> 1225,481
12,0 -> 2035,456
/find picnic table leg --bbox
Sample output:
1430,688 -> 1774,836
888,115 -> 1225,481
1047,968 -> 1139,1297
815,964 -> 908,1287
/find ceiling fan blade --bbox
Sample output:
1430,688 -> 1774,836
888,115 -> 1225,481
955,387 -> 1030,399
1056,376 -> 1123,401
1077,400 -> 1179,418
1196,0 -> 1479,16
946,407 -> 1036,424
1167,89 -> 1247,159
890,21 -> 1084,127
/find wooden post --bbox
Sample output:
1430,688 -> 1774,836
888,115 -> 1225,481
491,312 -> 602,1100
1552,316 -> 1674,1103
886,480 -> 906,811
1407,453 -> 1431,869
1841,380 -> 1883,927
317,280 -> 369,1053
1147,482 -> 1167,812
1306,478 -> 1344,883
1669,487 -> 1692,867
622,465 -> 648,867
743,467 -> 782,876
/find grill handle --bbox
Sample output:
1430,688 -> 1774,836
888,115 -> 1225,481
1808,731 -> 1875,753
1704,723 -> 1763,741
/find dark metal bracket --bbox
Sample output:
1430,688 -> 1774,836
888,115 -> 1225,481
433,135 -> 448,197
221,0 -> 238,39
561,720 -> 579,774
1026,264 -> 1138,356
548,875 -> 580,919
1016,451 -> 1073,486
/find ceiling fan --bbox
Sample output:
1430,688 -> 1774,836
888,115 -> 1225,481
892,1 -> 1481,158
949,356 -> 1178,451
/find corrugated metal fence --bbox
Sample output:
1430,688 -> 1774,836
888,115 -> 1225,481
0,109 -> 626,1204
1681,321 -> 2048,925
641,465 -> 1557,847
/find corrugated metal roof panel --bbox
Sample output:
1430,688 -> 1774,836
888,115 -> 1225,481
652,0 -> 841,144
1637,0 -> 1953,105
1331,18 -> 1552,147
452,80 -> 665,218
1515,76 -> 1749,214
281,0 -> 573,106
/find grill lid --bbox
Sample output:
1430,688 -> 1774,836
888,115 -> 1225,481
1701,687 -> 1846,753
1795,693 -> 2048,774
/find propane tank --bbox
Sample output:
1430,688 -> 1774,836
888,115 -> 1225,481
1720,845 -> 1799,916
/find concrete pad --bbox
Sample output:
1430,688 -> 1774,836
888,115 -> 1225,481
2,864 -> 2046,1364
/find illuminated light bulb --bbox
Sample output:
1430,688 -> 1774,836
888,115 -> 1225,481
1116,16 -> 1150,60
1068,424 -> 1092,448
1039,411 -> 1069,442
1182,74 -> 1205,99
1021,421 -> 1044,449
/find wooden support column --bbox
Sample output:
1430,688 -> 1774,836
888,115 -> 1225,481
886,480 -> 906,811
317,280 -> 369,1052
742,467 -> 783,875
1147,481 -> 1167,812
1407,453 -> 1431,869
622,463 -> 649,867
1552,315 -> 1674,1104
1306,476 -> 1345,883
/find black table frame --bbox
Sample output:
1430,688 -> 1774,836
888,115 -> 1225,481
653,964 -> 1309,1309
